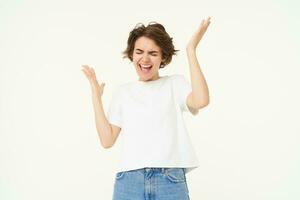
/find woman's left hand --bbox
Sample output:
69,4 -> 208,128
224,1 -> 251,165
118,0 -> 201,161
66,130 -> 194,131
187,17 -> 211,51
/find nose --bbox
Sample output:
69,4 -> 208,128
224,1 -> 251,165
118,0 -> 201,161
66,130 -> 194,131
141,54 -> 150,62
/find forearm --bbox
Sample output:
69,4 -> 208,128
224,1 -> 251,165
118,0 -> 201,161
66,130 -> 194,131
186,48 -> 210,107
91,89 -> 112,148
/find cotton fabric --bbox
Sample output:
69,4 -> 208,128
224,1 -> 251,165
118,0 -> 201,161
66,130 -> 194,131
107,74 -> 200,174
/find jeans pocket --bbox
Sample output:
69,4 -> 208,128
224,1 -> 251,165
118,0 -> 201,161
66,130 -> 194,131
115,171 -> 126,180
165,168 -> 186,183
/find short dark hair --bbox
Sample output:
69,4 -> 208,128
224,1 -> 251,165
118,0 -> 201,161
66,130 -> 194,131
122,22 -> 179,68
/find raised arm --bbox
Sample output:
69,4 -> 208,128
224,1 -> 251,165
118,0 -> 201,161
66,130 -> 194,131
81,65 -> 120,149
186,17 -> 211,111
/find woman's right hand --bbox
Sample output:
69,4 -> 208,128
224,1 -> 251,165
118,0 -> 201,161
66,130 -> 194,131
81,65 -> 105,96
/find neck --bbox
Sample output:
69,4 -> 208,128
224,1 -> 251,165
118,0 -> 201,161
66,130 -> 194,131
139,74 -> 160,82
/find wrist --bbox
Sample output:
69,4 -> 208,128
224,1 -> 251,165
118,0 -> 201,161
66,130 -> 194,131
92,90 -> 102,100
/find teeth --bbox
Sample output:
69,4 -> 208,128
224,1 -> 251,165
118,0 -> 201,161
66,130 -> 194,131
140,64 -> 152,68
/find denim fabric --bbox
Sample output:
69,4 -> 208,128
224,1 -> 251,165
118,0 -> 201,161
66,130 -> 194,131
112,167 -> 190,200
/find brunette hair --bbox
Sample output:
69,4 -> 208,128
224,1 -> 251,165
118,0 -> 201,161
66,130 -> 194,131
122,22 -> 179,68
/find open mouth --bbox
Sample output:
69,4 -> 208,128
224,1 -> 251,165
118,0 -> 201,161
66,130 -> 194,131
139,64 -> 153,73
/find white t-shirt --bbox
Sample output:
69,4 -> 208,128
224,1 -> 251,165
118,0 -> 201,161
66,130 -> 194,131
106,74 -> 200,174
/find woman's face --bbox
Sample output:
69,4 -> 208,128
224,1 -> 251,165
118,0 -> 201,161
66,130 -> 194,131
132,36 -> 164,82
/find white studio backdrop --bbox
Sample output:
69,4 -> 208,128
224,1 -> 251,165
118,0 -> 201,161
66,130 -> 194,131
1,0 -> 299,199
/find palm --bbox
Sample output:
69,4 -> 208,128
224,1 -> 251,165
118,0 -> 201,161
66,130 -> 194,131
81,65 -> 97,82
187,17 -> 211,50
81,65 -> 105,95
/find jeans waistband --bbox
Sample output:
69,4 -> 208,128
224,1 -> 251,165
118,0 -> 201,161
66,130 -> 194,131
134,167 -> 185,174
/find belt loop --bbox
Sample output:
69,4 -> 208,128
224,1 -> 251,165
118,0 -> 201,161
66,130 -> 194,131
162,168 -> 167,174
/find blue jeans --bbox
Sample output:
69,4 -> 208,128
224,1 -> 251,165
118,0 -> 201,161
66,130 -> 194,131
112,167 -> 190,200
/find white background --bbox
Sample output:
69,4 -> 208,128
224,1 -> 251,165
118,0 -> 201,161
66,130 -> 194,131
1,0 -> 299,199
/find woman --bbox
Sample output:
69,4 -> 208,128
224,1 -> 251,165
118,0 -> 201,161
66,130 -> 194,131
82,17 -> 211,200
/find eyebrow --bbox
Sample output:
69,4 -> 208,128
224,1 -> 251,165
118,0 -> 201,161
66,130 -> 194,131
135,48 -> 159,53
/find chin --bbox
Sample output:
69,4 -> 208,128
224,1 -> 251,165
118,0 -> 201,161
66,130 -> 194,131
139,76 -> 151,81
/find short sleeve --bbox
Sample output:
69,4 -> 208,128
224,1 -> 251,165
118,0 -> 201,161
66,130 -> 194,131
172,74 -> 198,115
106,87 -> 123,128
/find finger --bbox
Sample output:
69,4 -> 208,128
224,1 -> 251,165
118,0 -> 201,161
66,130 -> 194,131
197,20 -> 204,30
206,19 -> 211,26
82,66 -> 93,74
81,69 -> 89,78
88,66 -> 94,74
92,68 -> 96,76
81,68 -> 87,74
90,67 -> 96,76
82,65 -> 91,72
81,67 -> 89,73
81,68 -> 90,76
207,17 -> 211,23
82,68 -> 92,77
204,19 -> 210,27
82,65 -> 92,71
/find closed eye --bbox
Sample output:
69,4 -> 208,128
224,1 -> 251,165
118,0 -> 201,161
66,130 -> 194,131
136,52 -> 157,56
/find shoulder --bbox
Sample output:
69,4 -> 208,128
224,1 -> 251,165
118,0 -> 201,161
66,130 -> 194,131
169,74 -> 187,80
169,74 -> 189,85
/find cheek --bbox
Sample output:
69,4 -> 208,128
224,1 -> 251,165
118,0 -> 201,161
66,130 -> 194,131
132,57 -> 138,65
132,54 -> 141,63
153,57 -> 163,65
